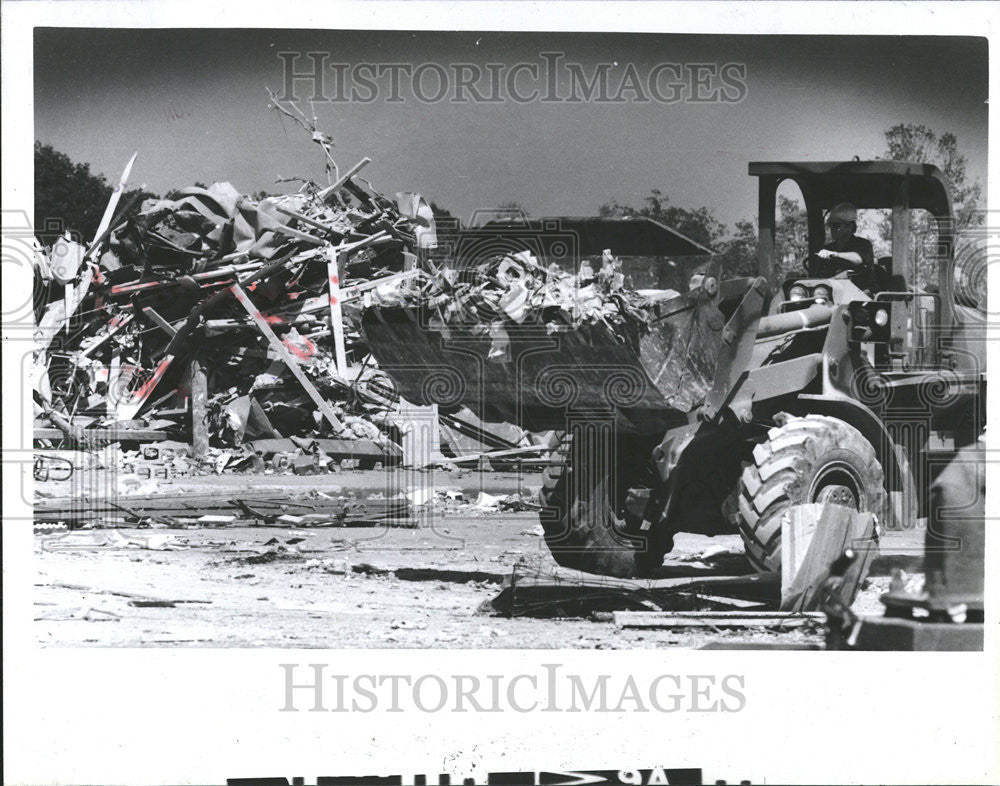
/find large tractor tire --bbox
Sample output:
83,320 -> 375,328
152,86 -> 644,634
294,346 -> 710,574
736,413 -> 886,573
538,425 -> 667,578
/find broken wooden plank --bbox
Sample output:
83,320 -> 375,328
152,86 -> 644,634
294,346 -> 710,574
339,268 -> 423,302
115,354 -> 175,420
674,593 -> 769,610
521,564 -> 774,592
106,350 -> 122,417
335,229 -> 389,255
272,223 -> 326,245
348,565 -> 507,584
45,581 -> 210,605
109,262 -> 259,297
317,157 -> 371,203
80,312 -> 135,358
36,500 -> 412,527
273,203 -> 345,238
229,282 -> 343,432
246,437 -> 396,461
86,152 -> 137,258
439,410 -> 520,451
36,266 -> 95,357
780,504 -> 877,611
326,248 -> 348,378
399,402 -> 442,468
35,489 -> 409,517
488,563 -> 780,618
33,426 -> 171,442
62,282 -> 75,328
190,355 -> 209,459
142,307 -> 178,337
236,498 -> 409,519
613,610 -> 824,630
446,444 -> 550,464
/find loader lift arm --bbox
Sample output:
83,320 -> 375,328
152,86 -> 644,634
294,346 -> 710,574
699,276 -> 770,423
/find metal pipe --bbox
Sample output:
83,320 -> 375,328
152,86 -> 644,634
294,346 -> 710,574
757,303 -> 834,338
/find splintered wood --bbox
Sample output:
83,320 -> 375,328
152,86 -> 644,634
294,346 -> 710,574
780,503 -> 877,611
489,563 -> 780,618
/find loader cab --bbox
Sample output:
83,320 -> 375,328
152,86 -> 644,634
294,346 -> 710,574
750,160 -> 957,372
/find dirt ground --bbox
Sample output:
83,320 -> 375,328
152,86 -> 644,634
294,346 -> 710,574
33,470 -> 926,649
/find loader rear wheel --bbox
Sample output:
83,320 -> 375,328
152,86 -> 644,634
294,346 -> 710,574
736,413 -> 886,573
538,426 -> 666,578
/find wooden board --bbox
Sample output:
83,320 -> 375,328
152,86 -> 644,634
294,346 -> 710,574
34,427 -> 171,442
35,493 -> 412,526
326,248 -> 348,378
614,610 -> 824,630
488,563 -> 779,618
230,282 -> 343,432
780,504 -> 877,611
246,437 -> 398,461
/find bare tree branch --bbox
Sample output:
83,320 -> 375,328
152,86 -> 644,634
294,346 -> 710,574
265,87 -> 339,184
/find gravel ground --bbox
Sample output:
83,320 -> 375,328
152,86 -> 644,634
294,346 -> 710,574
33,471 -> 926,649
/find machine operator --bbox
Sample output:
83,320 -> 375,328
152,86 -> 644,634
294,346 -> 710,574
812,202 -> 877,291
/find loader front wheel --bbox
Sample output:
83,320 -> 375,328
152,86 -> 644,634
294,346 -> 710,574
538,426 -> 666,578
736,413 -> 886,573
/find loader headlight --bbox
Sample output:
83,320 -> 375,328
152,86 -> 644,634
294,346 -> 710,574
789,284 -> 808,301
848,302 -> 892,343
813,285 -> 833,303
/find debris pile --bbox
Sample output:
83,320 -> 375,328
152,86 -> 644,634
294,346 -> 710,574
378,248 -> 656,361
32,102 -> 666,476
33,156 -> 438,473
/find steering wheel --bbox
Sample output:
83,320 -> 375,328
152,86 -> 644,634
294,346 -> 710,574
807,253 -> 852,279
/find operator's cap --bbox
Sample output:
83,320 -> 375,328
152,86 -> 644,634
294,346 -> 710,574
827,203 -> 858,224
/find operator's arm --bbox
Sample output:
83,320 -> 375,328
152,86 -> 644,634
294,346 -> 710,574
817,249 -> 864,266
815,248 -> 864,267
816,238 -> 873,270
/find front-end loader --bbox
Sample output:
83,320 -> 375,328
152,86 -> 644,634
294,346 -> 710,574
363,160 -> 986,580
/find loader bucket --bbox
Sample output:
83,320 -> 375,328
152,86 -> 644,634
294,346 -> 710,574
361,287 -> 733,434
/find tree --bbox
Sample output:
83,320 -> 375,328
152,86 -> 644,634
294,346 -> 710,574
883,125 -> 982,228
494,201 -> 530,221
34,142 -> 112,243
718,218 -> 758,278
774,195 -> 809,280
719,198 -> 813,282
429,200 -> 459,223
426,200 -> 461,237
600,188 -> 764,284
599,189 -> 736,290
35,142 -> 159,246
600,189 -> 726,250
166,181 -> 209,200
878,124 -> 984,289
597,187 -> 819,284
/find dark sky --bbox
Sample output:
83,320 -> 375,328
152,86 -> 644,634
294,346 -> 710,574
34,29 -> 988,228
